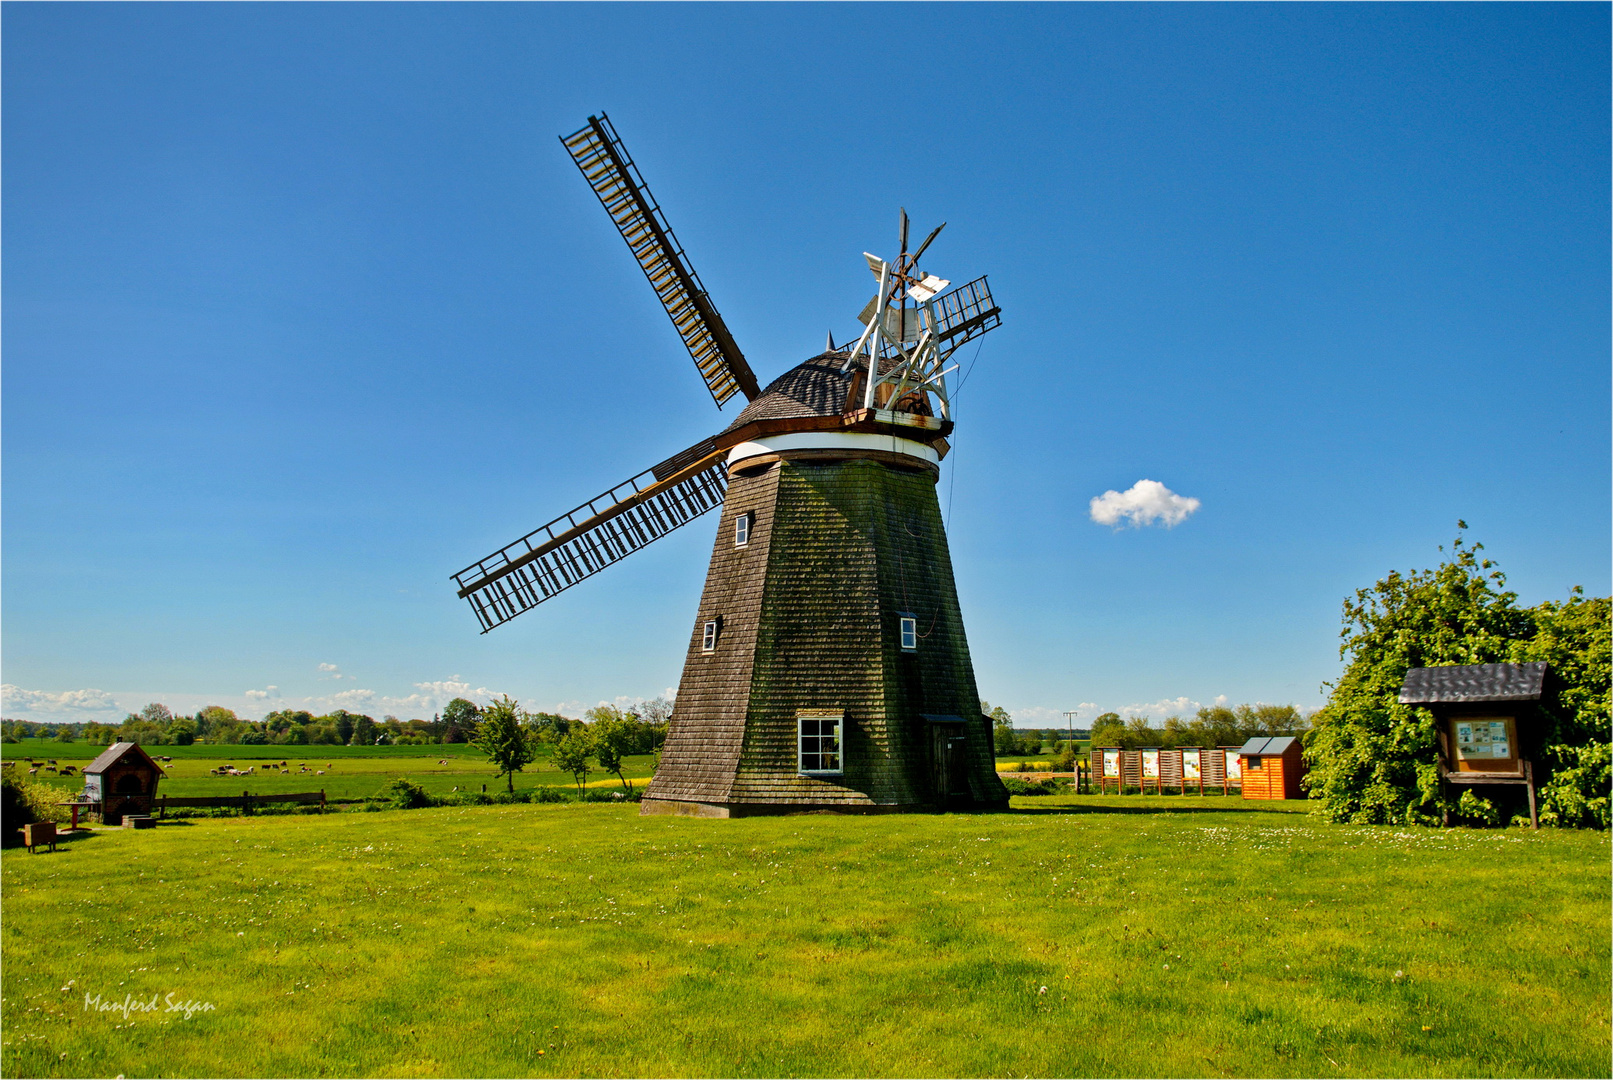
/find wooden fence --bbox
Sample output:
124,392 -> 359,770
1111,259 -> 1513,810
155,790 -> 326,817
1094,748 -> 1246,795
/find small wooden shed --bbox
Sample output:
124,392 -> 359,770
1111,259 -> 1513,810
1238,736 -> 1304,800
84,742 -> 164,825
1398,661 -> 1551,828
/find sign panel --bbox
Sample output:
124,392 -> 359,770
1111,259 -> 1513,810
1455,719 -> 1511,760
1103,749 -> 1120,778
1142,750 -> 1159,779
1224,750 -> 1242,780
1183,749 -> 1201,781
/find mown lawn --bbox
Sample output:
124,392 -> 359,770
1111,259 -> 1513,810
2,796 -> 1607,1078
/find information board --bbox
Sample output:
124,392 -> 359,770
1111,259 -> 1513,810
1224,750 -> 1242,780
1183,749 -> 1201,781
1142,750 -> 1159,779
1103,749 -> 1120,778
1450,716 -> 1519,772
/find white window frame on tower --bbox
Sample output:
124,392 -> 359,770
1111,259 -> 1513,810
701,618 -> 720,653
797,710 -> 844,776
899,613 -> 918,652
734,512 -> 750,547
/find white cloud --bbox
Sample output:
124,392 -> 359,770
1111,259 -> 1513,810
327,688 -> 379,709
244,685 -> 280,701
317,663 -> 339,673
1,685 -> 121,716
1121,696 -> 1201,720
1089,479 -> 1200,529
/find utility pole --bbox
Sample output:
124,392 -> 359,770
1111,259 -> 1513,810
1063,710 -> 1082,792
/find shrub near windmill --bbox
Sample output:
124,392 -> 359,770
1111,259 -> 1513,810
451,113 -> 1008,817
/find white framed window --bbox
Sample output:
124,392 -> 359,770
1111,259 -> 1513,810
797,711 -> 843,775
701,619 -> 719,652
734,512 -> 750,547
899,613 -> 918,652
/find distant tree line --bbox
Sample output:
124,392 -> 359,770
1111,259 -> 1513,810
0,695 -> 675,756
1089,704 -> 1309,750
983,699 -> 1307,757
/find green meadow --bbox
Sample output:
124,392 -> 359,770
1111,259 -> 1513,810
2,796 -> 1606,1078
2,740 -> 654,802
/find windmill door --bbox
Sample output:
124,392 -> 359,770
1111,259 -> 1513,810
926,719 -> 971,805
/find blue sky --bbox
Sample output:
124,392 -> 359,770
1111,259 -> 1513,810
4,4 -> 1608,728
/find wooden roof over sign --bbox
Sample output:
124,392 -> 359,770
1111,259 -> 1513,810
1398,662 -> 1549,705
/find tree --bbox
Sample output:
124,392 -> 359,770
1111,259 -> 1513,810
1307,526 -> 1610,827
167,717 -> 197,746
318,710 -> 358,745
983,701 -> 1019,756
474,695 -> 537,793
525,712 -> 572,745
307,722 -> 341,745
350,714 -> 378,746
1089,712 -> 1125,747
637,696 -> 674,726
442,698 -> 482,740
140,703 -> 174,726
197,706 -> 243,743
590,715 -> 640,792
552,729 -> 595,794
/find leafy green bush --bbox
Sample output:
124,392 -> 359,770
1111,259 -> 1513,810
381,778 -> 433,810
1001,777 -> 1065,796
1,773 -> 66,845
1539,742 -> 1611,829
1307,527 -> 1610,827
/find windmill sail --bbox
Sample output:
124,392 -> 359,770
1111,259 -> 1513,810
561,114 -> 761,407
452,438 -> 729,632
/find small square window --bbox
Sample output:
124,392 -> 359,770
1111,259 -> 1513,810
701,619 -> 719,652
899,613 -> 918,652
735,513 -> 750,547
798,712 -> 843,775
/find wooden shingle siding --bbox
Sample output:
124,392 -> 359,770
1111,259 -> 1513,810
644,464 -> 782,805
643,454 -> 1007,813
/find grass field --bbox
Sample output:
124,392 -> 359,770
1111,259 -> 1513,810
2,739 -> 654,801
2,796 -> 1606,1077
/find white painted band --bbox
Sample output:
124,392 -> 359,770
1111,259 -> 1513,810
725,431 -> 940,466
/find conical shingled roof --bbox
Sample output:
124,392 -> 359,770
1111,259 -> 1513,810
724,352 -> 856,432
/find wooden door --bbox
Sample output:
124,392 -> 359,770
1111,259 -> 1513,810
931,725 -> 969,803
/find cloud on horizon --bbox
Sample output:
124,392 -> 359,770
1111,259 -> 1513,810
1090,479 -> 1200,529
1,684 -> 121,717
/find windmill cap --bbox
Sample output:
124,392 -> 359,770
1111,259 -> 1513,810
724,352 -> 862,431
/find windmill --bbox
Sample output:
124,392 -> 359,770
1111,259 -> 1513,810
451,113 -> 1007,814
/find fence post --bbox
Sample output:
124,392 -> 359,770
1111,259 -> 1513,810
243,789 -> 250,815
320,789 -> 326,814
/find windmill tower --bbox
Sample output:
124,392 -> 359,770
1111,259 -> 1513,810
451,114 -> 1007,815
